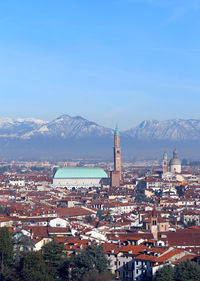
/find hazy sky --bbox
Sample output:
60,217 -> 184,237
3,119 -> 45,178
0,0 -> 200,130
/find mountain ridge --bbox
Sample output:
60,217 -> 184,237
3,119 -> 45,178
125,119 -> 200,140
1,115 -> 200,140
0,115 -> 200,159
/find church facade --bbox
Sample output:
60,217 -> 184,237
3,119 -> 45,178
162,149 -> 182,174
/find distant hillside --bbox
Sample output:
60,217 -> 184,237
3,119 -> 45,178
0,115 -> 200,160
125,119 -> 200,140
22,115 -> 113,139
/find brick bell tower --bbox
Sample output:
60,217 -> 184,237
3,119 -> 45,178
163,152 -> 168,174
114,125 -> 122,180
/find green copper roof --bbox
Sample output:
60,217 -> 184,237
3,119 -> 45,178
114,125 -> 119,135
163,152 -> 167,159
54,167 -> 108,179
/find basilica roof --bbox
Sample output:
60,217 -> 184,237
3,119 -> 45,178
54,167 -> 108,179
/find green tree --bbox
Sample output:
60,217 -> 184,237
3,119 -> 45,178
135,193 -> 150,203
103,208 -> 111,222
154,264 -> 175,281
0,227 -> 13,275
183,219 -> 196,228
58,259 -> 70,281
18,251 -> 53,281
70,245 -> 108,281
42,240 -> 67,280
0,206 -> 4,214
96,208 -> 103,221
85,215 -> 93,224
86,245 -> 108,273
175,259 -> 200,281
82,270 -> 114,281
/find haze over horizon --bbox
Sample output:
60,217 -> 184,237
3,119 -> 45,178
0,0 -> 200,130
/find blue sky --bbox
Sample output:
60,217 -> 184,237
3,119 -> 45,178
0,0 -> 200,130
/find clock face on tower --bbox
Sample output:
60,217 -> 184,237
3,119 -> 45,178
117,150 -> 120,154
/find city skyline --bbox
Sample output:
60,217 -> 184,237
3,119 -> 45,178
0,2 -> 200,279
0,0 -> 200,130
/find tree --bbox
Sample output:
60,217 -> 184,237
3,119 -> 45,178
0,206 -> 4,214
175,185 -> 185,197
85,215 -> 94,224
96,208 -> 103,221
86,245 -> 108,273
183,219 -> 196,228
135,193 -> 151,203
42,240 -> 67,280
175,259 -> 200,281
0,227 -> 13,275
18,251 -> 53,281
154,264 -> 175,281
82,271 -> 114,281
70,245 -> 108,281
103,208 -> 111,222
58,259 -> 70,281
52,167 -> 58,177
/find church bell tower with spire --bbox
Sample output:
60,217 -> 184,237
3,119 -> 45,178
111,125 -> 122,187
114,125 -> 122,180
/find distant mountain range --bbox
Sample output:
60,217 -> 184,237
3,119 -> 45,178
0,115 -> 200,160
125,119 -> 200,140
1,115 -> 200,140
21,115 -> 113,139
0,117 -> 46,137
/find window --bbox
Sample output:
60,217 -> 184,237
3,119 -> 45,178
153,220 -> 157,226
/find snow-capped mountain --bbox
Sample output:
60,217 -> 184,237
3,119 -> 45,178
1,116 -> 200,140
22,115 -> 113,139
0,117 -> 47,137
0,116 -> 200,159
125,119 -> 200,140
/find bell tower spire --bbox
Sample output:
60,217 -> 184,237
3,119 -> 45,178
114,125 -> 122,180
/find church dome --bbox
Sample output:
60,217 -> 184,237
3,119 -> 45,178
169,158 -> 181,165
169,149 -> 181,166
